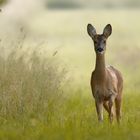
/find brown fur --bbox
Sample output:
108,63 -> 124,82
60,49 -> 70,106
87,24 -> 123,123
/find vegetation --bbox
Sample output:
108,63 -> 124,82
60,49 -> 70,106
47,0 -> 82,9
0,9 -> 140,140
47,0 -> 140,9
0,0 -> 7,6
0,46 -> 67,117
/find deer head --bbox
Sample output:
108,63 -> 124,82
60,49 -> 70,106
87,24 -> 112,54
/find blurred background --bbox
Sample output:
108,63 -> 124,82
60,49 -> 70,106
1,0 -> 140,8
47,0 -> 140,9
0,0 -> 140,91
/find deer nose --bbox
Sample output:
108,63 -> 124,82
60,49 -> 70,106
97,48 -> 103,52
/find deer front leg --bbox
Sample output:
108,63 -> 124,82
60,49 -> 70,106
108,94 -> 115,123
115,96 -> 122,123
95,100 -> 103,122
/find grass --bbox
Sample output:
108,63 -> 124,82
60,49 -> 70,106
0,92 -> 139,140
0,47 -> 66,119
0,9 -> 140,139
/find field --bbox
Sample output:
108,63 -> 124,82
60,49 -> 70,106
0,9 -> 140,140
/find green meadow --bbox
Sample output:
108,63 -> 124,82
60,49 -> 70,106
0,9 -> 140,140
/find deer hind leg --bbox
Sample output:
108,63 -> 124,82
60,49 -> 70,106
115,96 -> 122,123
103,101 -> 110,113
95,101 -> 103,122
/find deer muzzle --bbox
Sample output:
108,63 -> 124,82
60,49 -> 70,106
97,48 -> 104,53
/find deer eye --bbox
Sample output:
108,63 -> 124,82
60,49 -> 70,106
103,40 -> 106,44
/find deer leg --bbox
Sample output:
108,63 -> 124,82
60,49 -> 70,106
95,101 -> 103,122
108,95 -> 115,123
115,96 -> 122,123
103,101 -> 110,113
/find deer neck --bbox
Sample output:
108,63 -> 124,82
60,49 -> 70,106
95,53 -> 106,81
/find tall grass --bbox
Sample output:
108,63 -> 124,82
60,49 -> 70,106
0,47 -> 66,120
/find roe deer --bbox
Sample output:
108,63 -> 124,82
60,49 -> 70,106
87,23 -> 123,123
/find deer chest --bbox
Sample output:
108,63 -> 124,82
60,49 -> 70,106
92,85 -> 117,101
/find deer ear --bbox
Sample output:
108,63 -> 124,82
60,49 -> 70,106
103,24 -> 112,38
87,24 -> 96,38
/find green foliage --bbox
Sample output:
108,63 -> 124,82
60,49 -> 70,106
47,0 -> 140,9
0,0 -> 7,5
47,0 -> 81,9
0,92 -> 140,140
